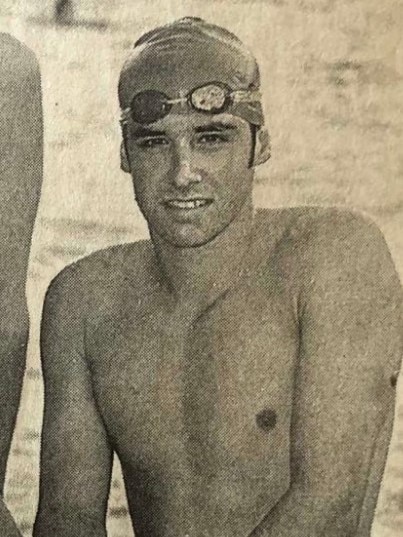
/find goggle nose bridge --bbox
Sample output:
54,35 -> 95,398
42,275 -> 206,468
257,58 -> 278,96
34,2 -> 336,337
166,96 -> 188,106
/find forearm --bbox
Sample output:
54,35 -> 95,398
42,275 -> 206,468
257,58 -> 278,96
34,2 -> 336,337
0,497 -> 22,537
33,508 -> 107,537
248,484 -> 358,537
0,323 -> 29,489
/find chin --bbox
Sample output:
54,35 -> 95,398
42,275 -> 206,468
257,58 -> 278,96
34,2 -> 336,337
163,233 -> 215,248
160,224 -> 222,248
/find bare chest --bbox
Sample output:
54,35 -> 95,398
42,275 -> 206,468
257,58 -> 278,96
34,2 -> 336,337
87,272 -> 298,464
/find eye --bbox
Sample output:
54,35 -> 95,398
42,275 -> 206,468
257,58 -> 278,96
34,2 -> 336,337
196,133 -> 230,145
135,137 -> 169,149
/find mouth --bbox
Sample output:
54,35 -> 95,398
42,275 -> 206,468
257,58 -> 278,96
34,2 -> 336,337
163,198 -> 213,210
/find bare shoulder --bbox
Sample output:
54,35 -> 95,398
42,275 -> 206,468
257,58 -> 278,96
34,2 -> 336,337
263,206 -> 402,379
270,205 -> 387,251
45,240 -> 157,315
294,206 -> 389,256
261,206 -> 402,365
0,32 -> 39,67
260,206 -> 399,287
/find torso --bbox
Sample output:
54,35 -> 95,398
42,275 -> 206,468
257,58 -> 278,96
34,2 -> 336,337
81,208 -> 321,537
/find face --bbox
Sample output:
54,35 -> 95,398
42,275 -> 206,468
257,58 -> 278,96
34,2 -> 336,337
123,112 -> 255,247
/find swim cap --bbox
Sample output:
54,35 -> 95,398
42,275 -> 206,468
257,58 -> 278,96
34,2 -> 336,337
118,17 -> 265,126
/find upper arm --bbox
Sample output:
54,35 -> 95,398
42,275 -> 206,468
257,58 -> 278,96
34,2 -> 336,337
293,213 -> 402,529
34,267 -> 113,537
0,34 -> 42,490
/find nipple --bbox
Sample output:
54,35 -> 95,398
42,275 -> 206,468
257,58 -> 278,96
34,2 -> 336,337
256,408 -> 277,432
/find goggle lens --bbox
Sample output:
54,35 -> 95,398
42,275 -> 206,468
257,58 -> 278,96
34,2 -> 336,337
130,90 -> 172,125
189,84 -> 228,113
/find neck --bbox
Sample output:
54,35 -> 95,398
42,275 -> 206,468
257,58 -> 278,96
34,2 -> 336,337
151,201 -> 255,308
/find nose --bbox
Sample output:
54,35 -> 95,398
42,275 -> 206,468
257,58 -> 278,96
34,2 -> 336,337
172,140 -> 202,188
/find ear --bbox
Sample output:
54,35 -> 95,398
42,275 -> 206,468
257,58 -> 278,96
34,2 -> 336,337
120,141 -> 131,173
253,127 -> 271,167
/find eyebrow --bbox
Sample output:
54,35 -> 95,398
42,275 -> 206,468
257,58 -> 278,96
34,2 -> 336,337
131,127 -> 166,138
195,122 -> 238,133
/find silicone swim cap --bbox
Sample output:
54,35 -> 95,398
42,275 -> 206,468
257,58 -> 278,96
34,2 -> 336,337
118,17 -> 265,126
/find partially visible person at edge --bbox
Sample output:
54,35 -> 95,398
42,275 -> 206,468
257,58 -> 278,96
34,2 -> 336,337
34,17 -> 402,537
0,34 -> 43,536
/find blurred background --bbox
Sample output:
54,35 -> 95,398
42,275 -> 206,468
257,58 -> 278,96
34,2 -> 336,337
0,1 -> 402,535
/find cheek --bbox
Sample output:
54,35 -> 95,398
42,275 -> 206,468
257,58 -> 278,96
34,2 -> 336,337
203,141 -> 251,172
203,144 -> 252,194
130,170 -> 158,210
129,148 -> 170,174
129,152 -> 171,198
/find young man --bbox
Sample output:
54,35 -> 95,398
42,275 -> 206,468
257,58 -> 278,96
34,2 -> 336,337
0,34 -> 43,536
34,18 -> 402,537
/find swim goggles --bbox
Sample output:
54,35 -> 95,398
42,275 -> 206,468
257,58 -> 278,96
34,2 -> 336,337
120,82 -> 261,125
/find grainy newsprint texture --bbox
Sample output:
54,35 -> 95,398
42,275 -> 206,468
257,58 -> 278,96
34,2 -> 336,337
0,1 -> 402,536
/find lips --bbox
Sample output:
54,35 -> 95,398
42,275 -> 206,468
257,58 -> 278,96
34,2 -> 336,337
163,198 -> 212,210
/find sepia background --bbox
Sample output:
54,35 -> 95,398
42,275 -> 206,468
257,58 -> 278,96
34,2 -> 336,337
0,0 -> 402,535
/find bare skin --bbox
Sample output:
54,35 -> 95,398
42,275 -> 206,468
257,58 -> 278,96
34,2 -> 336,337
0,33 -> 43,535
34,112 -> 402,537
0,501 -> 22,537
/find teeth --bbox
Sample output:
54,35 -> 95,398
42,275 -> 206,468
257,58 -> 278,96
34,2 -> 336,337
167,199 -> 209,209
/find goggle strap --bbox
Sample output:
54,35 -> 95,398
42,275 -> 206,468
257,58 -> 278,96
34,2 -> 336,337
232,89 -> 262,103
166,97 -> 187,105
120,107 -> 131,124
